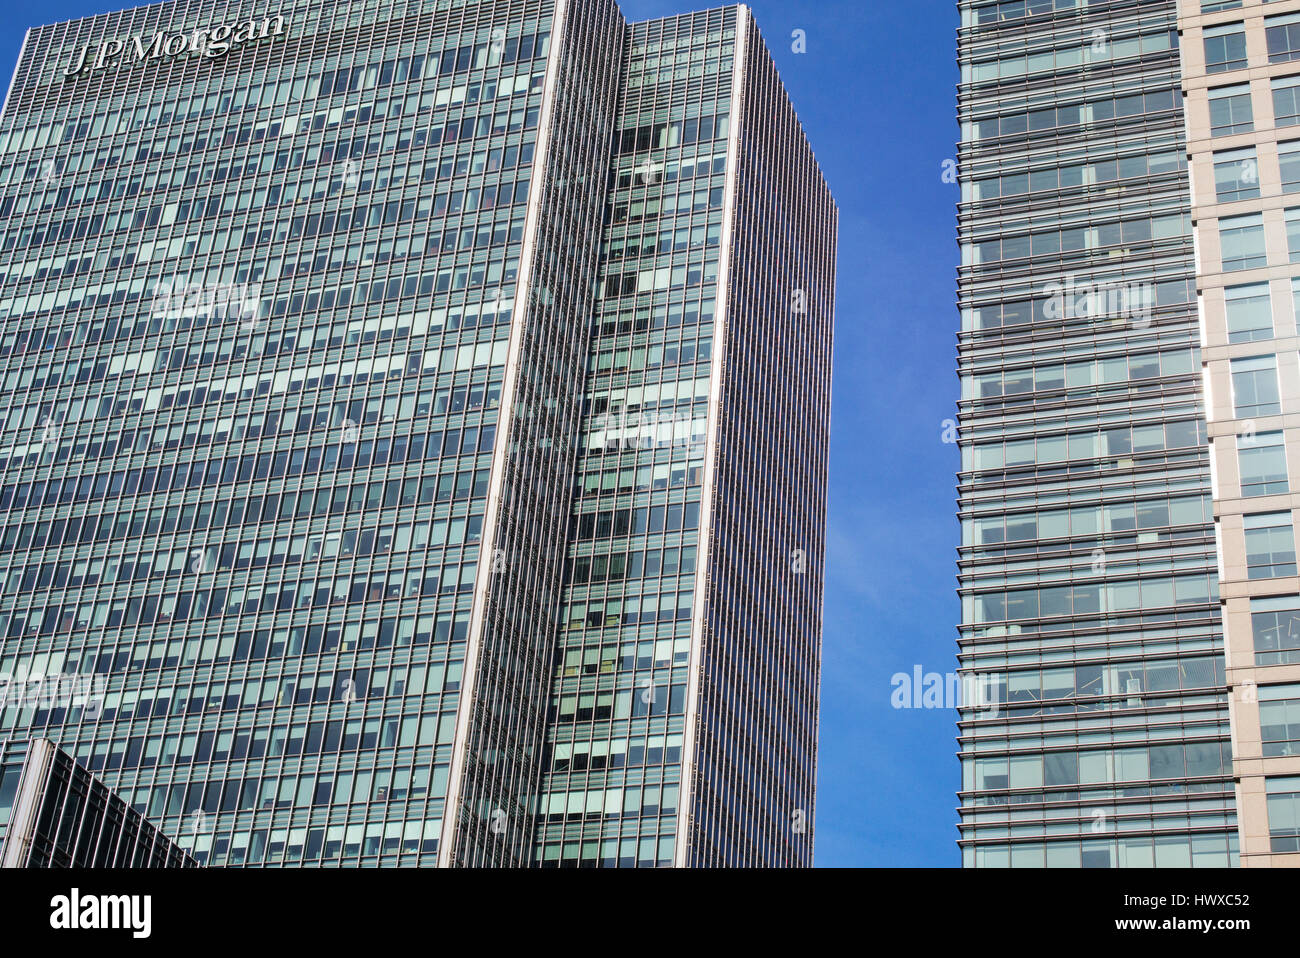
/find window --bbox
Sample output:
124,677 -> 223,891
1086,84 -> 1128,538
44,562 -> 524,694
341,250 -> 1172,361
1209,84 -> 1254,136
1205,23 -> 1248,73
1266,776 -> 1300,852
1260,685 -> 1300,757
1288,208 -> 1300,264
1253,595 -> 1300,665
1274,75 -> 1300,126
1239,430 -> 1289,497
0,761 -> 22,826
1225,283 -> 1273,343
1282,142 -> 1300,193
1215,148 -> 1260,201
1220,213 -> 1267,271
1244,512 -> 1297,579
1268,13 -> 1300,64
1232,355 -> 1281,417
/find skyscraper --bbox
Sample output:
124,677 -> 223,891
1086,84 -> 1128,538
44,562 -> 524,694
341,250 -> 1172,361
0,0 -> 834,868
1179,0 -> 1300,868
956,0 -> 1238,866
528,9 -> 834,868
1,737 -> 195,867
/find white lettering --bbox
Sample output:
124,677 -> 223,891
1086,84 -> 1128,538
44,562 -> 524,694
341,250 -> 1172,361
64,15 -> 288,79
50,889 -> 151,939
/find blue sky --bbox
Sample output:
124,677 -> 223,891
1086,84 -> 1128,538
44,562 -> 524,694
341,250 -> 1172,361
0,0 -> 962,866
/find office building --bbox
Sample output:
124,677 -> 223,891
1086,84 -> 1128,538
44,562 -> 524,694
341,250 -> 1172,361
1179,0 -> 1300,867
1,737 -> 195,867
957,0 -> 1237,866
0,0 -> 834,867
529,7 -> 834,868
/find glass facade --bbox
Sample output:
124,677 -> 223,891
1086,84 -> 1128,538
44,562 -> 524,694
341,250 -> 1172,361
0,737 -> 194,867
0,0 -> 834,867
530,8 -> 737,868
957,0 -> 1238,866
530,9 -> 835,868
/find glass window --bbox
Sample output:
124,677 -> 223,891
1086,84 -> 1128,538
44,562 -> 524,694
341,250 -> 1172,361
1244,512 -> 1297,579
1215,147 -> 1260,201
0,760 -> 23,825
1273,75 -> 1300,126
1260,684 -> 1300,757
1239,430 -> 1289,497
1232,355 -> 1281,417
1288,208 -> 1300,263
1220,213 -> 1267,271
1282,142 -> 1300,193
1253,595 -> 1300,665
1268,13 -> 1300,64
1225,283 -> 1273,343
1209,84 -> 1254,136
1205,23 -> 1248,73
1266,776 -> 1300,852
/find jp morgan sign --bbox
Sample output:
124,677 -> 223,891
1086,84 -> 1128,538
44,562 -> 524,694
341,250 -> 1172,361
63,14 -> 286,79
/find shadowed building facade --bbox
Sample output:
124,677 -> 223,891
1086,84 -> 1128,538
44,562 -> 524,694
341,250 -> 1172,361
1,737 -> 194,867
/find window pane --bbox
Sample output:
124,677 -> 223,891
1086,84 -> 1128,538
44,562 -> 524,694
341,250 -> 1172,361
1209,84 -> 1254,136
1225,283 -> 1273,343
1205,23 -> 1248,73
1268,14 -> 1300,64
1273,75 -> 1300,126
1282,141 -> 1300,192
1232,355 -> 1281,417
1238,431 -> 1289,497
1244,512 -> 1297,579
1254,596 -> 1300,665
1220,214 -> 1267,270
1214,148 -> 1260,201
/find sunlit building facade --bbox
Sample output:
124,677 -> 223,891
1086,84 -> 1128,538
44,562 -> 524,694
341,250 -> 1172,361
0,0 -> 833,867
530,7 -> 835,868
957,0 -> 1238,866
1178,0 -> 1300,868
